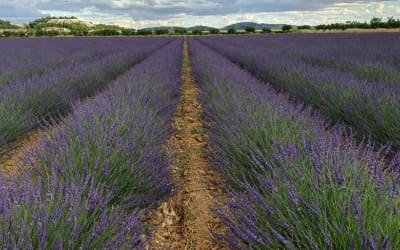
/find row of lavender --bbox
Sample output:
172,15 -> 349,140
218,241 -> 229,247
196,34 -> 400,151
189,38 -> 400,249
282,34 -> 400,85
0,37 -> 149,85
0,38 -> 182,249
207,34 -> 400,85
0,37 -> 172,152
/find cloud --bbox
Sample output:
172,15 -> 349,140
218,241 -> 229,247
1,0 -> 399,28
0,2 -> 42,22
33,0 -> 391,16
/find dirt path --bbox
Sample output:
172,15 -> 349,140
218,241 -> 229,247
148,38 -> 228,250
0,129 -> 42,178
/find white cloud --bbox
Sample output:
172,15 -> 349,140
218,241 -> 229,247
1,0 -> 399,28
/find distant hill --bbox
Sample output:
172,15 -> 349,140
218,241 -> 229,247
146,23 -> 277,31
143,26 -> 218,32
143,26 -> 183,31
223,22 -> 286,30
188,25 -> 217,31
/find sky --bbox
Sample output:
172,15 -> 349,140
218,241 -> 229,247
0,0 -> 399,28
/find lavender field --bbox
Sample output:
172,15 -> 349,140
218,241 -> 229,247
196,33 -> 400,151
189,35 -> 400,249
0,34 -> 399,249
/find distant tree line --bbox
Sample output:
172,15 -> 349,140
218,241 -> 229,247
2,16 -> 400,38
316,17 -> 400,30
297,25 -> 311,30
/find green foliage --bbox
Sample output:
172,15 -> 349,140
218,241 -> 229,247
209,28 -> 220,34
316,23 -> 348,30
91,29 -> 120,36
316,17 -> 400,30
387,16 -> 400,28
29,16 -> 52,28
46,30 -> 61,37
34,29 -> 46,36
282,24 -> 293,32
297,25 -> 311,30
28,16 -> 77,28
33,29 -> 63,37
55,16 -> 77,19
0,19 -> 19,29
191,29 -> 203,35
174,27 -> 187,35
136,29 -> 152,35
27,16 -> 92,37
69,22 -> 89,36
1,30 -> 26,37
262,27 -> 272,33
155,29 -> 169,35
227,28 -> 236,34
90,24 -> 122,36
71,29 -> 88,36
244,26 -> 255,33
370,17 -> 384,29
93,24 -> 120,30
121,28 -> 136,36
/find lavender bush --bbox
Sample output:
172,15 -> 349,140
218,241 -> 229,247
0,175 -> 144,249
0,38 -> 183,249
0,37 -> 172,152
196,34 -> 400,150
189,38 -> 400,249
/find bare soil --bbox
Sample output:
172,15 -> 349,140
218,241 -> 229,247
147,38 -> 228,250
0,129 -> 43,178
